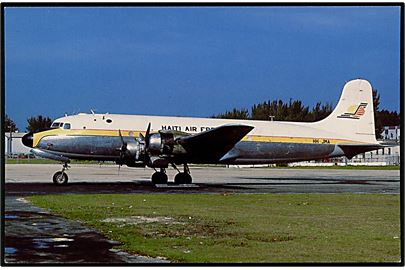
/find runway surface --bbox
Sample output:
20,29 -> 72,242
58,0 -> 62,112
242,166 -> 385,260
5,164 -> 401,195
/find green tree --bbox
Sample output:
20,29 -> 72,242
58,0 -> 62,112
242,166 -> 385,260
285,99 -> 310,122
308,102 -> 333,122
373,89 -> 382,138
212,108 -> 249,119
26,115 -> 53,133
5,114 -> 18,132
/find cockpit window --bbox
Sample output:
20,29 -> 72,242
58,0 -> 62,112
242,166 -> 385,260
64,123 -> 71,129
59,123 -> 64,127
51,122 -> 60,128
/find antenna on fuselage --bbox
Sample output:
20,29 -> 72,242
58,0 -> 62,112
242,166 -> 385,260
90,109 -> 95,116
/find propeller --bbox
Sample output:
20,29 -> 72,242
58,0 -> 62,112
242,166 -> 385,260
118,129 -> 127,161
136,123 -> 151,162
117,123 -> 152,167
117,129 -> 127,173
145,123 -> 151,149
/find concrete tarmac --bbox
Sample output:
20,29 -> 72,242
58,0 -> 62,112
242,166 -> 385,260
5,164 -> 401,194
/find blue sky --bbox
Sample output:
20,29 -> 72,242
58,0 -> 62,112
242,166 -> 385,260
5,6 -> 401,131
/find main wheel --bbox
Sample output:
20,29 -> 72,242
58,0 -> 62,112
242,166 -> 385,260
151,171 -> 168,184
53,171 -> 68,185
174,172 -> 192,184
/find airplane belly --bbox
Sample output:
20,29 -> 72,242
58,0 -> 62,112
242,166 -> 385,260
231,141 -> 336,163
37,135 -> 122,157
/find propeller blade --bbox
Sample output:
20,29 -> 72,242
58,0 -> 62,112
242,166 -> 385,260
118,129 -> 125,145
145,123 -> 151,148
145,123 -> 151,137
118,129 -> 127,164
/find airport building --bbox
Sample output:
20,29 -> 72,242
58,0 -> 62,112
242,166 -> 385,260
381,126 -> 400,141
4,132 -> 33,158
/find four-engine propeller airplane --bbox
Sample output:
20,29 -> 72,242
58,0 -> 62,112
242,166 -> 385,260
22,79 -> 382,185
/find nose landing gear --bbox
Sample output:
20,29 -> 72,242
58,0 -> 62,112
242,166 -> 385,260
53,162 -> 70,185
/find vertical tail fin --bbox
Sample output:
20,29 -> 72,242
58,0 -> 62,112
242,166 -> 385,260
313,79 -> 378,144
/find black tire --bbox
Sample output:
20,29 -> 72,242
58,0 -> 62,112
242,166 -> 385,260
53,171 -> 68,185
174,173 -> 192,184
151,172 -> 168,184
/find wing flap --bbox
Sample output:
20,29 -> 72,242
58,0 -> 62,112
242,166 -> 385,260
177,124 -> 254,161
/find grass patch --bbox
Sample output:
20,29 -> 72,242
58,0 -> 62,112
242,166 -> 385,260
5,159 -> 60,164
281,165 -> 400,170
28,194 -> 400,263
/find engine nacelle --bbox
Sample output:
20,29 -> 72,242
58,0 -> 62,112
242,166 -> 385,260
118,141 -> 145,166
125,141 -> 144,157
119,131 -> 187,167
148,132 -> 176,155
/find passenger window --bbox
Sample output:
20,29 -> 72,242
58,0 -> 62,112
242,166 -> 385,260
64,123 -> 71,129
106,119 -> 112,123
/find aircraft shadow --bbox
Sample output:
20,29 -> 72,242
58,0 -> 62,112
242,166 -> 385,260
4,177 -> 385,196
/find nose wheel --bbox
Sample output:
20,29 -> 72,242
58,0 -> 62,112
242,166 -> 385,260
53,162 -> 70,185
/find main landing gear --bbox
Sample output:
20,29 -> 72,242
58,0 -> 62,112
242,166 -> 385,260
174,164 -> 192,184
53,162 -> 70,185
151,164 -> 192,185
151,168 -> 168,184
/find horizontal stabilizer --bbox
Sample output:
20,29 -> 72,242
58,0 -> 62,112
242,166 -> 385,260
177,124 -> 254,161
338,143 -> 383,159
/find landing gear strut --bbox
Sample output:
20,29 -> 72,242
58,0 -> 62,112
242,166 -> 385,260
174,164 -> 192,184
53,162 -> 70,185
151,168 -> 168,184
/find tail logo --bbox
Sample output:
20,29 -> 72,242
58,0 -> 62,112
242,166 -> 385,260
337,103 -> 367,119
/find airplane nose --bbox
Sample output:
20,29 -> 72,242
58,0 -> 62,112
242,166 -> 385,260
22,132 -> 34,148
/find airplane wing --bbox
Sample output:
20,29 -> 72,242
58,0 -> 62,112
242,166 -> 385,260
177,124 -> 254,162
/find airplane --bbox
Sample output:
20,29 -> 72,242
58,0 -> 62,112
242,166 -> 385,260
22,79 -> 382,185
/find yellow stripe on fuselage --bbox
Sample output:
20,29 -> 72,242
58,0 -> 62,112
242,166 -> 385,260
32,128 -> 363,148
245,135 -> 352,145
32,128 -> 143,147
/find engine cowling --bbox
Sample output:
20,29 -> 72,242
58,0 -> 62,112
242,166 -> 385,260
148,132 -> 176,155
118,140 -> 145,167
118,130 -> 187,167
125,141 -> 144,159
